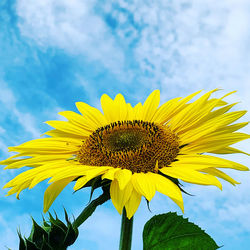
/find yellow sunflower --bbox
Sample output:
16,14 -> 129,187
1,89 -> 249,219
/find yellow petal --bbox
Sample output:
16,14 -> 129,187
125,188 -> 142,219
175,154 -> 249,171
115,169 -> 132,190
4,162 -> 74,189
141,90 -> 160,122
180,110 -> 247,143
157,90 -> 202,124
76,101 -> 107,129
148,173 -> 184,212
58,111 -> 94,131
73,168 -> 110,190
181,133 -> 250,155
43,177 -> 75,212
7,180 -> 31,199
49,166 -> 110,183
45,120 -> 91,137
133,102 -> 143,120
44,129 -> 86,139
152,97 -> 182,124
169,89 -> 219,132
3,156 -> 70,169
160,167 -> 222,190
175,91 -> 236,134
210,146 -> 250,156
201,168 -> 240,186
126,103 -> 135,120
208,122 -> 249,135
173,154 -> 249,171
110,179 -> 133,214
113,94 -> 128,121
131,173 -> 156,201
29,168 -> 69,189
102,168 -> 120,180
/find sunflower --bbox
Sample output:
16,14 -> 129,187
1,89 -> 249,219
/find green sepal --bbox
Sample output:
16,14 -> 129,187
18,210 -> 79,250
18,230 -> 26,250
28,217 -> 48,247
48,223 -> 67,248
40,237 -> 52,250
63,222 -> 79,246
74,175 -> 111,202
63,207 -> 70,224
25,238 -> 40,250
88,176 -> 101,202
143,212 -> 220,250
48,212 -> 67,232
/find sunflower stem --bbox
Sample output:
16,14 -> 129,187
73,188 -> 110,228
119,208 -> 133,250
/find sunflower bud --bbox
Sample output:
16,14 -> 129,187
18,210 -> 78,250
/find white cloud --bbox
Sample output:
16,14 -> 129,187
15,0 -> 250,105
0,126 -> 6,134
0,81 -> 40,139
16,0 -> 125,76
76,207 -> 120,250
101,0 -> 250,103
0,213 -> 31,249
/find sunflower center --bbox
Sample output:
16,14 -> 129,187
78,120 -> 179,173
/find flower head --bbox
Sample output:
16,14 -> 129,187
1,89 -> 249,218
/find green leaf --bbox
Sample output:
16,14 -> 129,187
143,212 -> 220,250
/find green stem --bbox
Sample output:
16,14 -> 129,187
119,208 -> 134,250
73,189 -> 110,228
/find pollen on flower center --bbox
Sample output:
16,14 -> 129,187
78,120 -> 180,173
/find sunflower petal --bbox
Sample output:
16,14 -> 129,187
210,146 -> 250,156
148,173 -> 184,212
43,177 -> 75,212
45,120 -> 91,137
113,94 -> 128,121
76,102 -> 107,129
172,154 -> 249,171
110,179 -> 133,214
125,188 -> 142,219
102,168 -> 120,180
141,90 -> 160,121
131,173 -> 156,201
157,90 -> 202,124
160,167 -> 222,190
115,169 -> 132,190
58,111 -> 93,131
73,167 -> 111,190
201,168 -> 240,186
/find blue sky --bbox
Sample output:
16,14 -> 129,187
0,0 -> 250,249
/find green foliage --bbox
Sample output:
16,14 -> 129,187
18,210 -> 78,250
143,212 -> 220,250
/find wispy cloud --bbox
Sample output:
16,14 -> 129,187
16,0 -> 125,76
99,1 -> 250,100
0,81 -> 40,139
0,213 -> 31,249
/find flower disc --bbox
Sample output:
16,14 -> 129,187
78,120 -> 179,173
